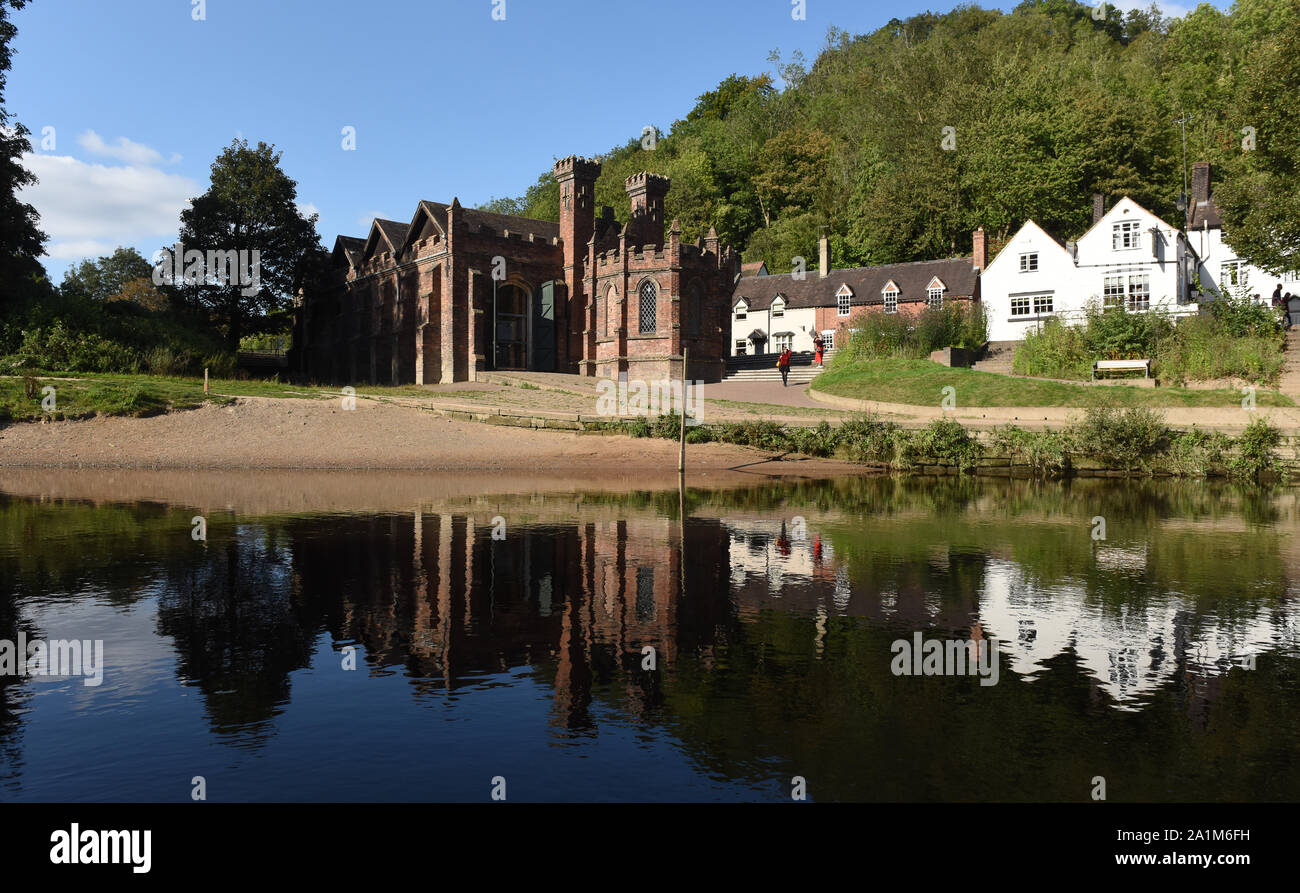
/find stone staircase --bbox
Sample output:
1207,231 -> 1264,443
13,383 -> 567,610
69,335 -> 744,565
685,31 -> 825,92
970,341 -> 1017,375
722,350 -> 835,383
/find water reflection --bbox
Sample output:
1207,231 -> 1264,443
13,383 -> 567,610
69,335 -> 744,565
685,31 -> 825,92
1,477 -> 1298,801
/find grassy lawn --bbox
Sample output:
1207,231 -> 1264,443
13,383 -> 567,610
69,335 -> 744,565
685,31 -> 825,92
812,359 -> 1295,408
0,372 -> 456,421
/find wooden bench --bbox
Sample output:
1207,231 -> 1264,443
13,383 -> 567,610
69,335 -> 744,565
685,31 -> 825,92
1092,358 -> 1150,380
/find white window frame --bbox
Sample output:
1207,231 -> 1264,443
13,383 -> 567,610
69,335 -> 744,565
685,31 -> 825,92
883,288 -> 899,313
1127,274 -> 1150,312
927,286 -> 943,308
1019,253 -> 1038,273
1103,275 -> 1124,310
1033,294 -> 1054,315
1010,296 -> 1032,317
836,284 -> 852,317
772,333 -> 793,352
1113,220 -> 1141,251
820,329 -> 835,350
734,300 -> 747,320
771,296 -> 785,318
1221,260 -> 1248,290
734,339 -> 747,356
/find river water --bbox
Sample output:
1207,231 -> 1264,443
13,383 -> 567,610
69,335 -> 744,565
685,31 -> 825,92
1,473 -> 1297,802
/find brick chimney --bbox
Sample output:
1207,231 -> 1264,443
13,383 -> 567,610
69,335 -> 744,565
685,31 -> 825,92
818,233 -> 830,278
1192,162 -> 1211,209
972,227 -> 986,273
1093,193 -> 1106,226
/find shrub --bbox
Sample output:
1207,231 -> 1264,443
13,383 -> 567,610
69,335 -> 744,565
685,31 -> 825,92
1164,428 -> 1233,476
897,418 -> 983,470
835,413 -> 900,463
1230,417 -> 1282,479
842,302 -> 987,361
988,425 -> 1070,475
1069,405 -> 1166,467
1014,317 -> 1092,379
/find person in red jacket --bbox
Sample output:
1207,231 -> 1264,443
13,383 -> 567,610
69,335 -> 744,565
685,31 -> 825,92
813,334 -> 825,368
777,347 -> 792,386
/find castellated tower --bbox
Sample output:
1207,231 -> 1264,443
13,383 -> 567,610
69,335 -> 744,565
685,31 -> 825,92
553,155 -> 601,372
624,172 -> 670,246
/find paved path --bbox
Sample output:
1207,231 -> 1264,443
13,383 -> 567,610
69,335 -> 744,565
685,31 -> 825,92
698,379 -> 829,410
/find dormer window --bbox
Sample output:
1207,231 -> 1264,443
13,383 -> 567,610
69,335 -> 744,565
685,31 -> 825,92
926,277 -> 946,309
882,281 -> 899,314
771,296 -> 785,318
734,300 -> 748,320
836,284 -> 853,317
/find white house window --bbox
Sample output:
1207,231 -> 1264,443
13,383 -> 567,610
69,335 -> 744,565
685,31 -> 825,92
820,330 -> 835,350
734,301 -> 747,320
1033,295 -> 1054,315
772,333 -> 793,352
1103,275 -> 1125,310
836,284 -> 852,316
1284,270 -> 1300,283
1019,253 -> 1038,272
1011,296 -> 1032,317
1113,221 -> 1141,250
1127,274 -> 1150,311
883,283 -> 899,313
1221,260 -> 1248,289
928,286 -> 943,308
771,297 -> 785,318
638,279 -> 658,334
735,339 -> 747,356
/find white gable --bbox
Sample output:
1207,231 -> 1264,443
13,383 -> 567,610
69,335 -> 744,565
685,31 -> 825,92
984,220 -> 1072,276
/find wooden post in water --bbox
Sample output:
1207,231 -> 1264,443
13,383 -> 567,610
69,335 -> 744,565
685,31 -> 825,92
678,347 -> 688,474
204,367 -> 209,395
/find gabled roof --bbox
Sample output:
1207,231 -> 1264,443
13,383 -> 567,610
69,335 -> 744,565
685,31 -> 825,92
333,235 -> 365,269
741,261 -> 768,277
732,256 -> 978,312
417,200 -> 560,243
362,218 -> 408,262
984,219 -> 1072,274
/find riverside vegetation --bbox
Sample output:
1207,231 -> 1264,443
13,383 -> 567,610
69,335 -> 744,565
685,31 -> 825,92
607,407 -> 1289,482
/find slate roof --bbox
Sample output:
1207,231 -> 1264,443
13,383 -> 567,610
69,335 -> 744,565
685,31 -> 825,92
334,235 -> 365,267
374,219 -> 409,253
741,261 -> 768,277
1190,194 -> 1223,229
418,200 -> 560,241
732,256 -> 979,311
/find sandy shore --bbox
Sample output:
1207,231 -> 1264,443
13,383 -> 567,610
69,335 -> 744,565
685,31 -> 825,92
0,394 -> 867,483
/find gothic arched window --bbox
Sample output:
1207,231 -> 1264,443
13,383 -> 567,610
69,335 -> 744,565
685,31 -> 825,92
638,279 -> 658,335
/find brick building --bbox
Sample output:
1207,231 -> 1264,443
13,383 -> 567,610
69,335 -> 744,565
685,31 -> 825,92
292,155 -> 740,385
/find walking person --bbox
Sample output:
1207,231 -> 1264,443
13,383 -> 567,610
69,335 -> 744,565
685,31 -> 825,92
778,346 -> 792,387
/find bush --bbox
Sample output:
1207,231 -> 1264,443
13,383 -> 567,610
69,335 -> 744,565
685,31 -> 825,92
988,425 -> 1070,475
835,413 -> 900,463
1070,405 -> 1166,467
8,321 -> 142,373
842,302 -> 987,362
898,418 -> 984,470
1230,417 -> 1282,479
1014,317 -> 1092,379
1154,313 -> 1284,384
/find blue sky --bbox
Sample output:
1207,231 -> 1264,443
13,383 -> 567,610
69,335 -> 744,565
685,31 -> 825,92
10,0 -> 1216,279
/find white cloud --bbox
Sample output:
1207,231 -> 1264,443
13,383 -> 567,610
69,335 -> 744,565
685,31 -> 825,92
77,130 -> 181,166
357,211 -> 387,230
21,152 -> 199,265
297,202 -> 320,220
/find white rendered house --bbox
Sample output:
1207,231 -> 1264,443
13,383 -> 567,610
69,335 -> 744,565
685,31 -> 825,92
982,196 -> 1199,342
1186,162 -> 1300,311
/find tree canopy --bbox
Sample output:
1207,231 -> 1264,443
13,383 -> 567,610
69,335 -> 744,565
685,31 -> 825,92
482,0 -> 1298,276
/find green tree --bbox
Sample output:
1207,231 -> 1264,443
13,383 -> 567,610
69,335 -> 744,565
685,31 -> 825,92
175,139 -> 321,351
60,246 -> 153,304
1213,0 -> 1300,275
0,0 -> 48,314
